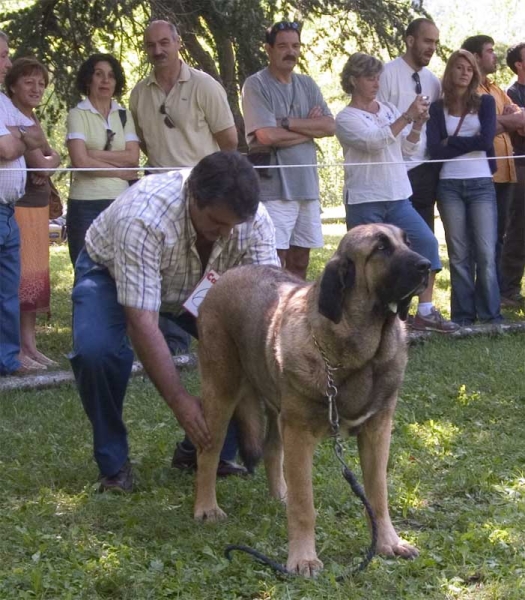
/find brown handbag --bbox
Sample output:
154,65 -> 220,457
48,179 -> 63,220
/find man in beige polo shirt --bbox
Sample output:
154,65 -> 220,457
129,20 -> 237,169
130,20 -> 238,356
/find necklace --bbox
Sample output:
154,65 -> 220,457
350,99 -> 379,114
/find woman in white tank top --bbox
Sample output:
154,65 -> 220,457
427,49 -> 502,326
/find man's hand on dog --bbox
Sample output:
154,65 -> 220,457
173,392 -> 211,450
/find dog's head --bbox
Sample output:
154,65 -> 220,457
318,224 -> 430,324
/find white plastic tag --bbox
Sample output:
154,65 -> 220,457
182,270 -> 221,317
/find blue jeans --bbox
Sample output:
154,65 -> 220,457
69,249 -> 238,477
66,199 -> 114,267
437,178 -> 501,324
345,199 -> 441,270
0,204 -> 21,375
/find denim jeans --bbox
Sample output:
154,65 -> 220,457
500,166 -> 525,298
70,249 -> 238,477
345,198 -> 441,270
437,178 -> 502,324
494,182 -> 515,289
408,162 -> 441,233
66,199 -> 114,267
0,204 -> 21,375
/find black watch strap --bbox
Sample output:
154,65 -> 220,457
281,117 -> 291,131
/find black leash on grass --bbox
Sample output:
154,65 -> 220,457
224,444 -> 377,578
224,339 -> 378,578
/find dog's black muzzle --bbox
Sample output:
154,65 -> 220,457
379,250 -> 431,318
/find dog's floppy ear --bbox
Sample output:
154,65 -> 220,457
318,257 -> 355,324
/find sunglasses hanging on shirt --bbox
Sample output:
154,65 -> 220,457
160,103 -> 176,129
104,129 -> 116,151
412,72 -> 422,95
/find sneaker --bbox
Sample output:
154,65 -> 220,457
411,307 -> 460,333
171,443 -> 248,477
98,460 -> 133,493
500,294 -> 525,308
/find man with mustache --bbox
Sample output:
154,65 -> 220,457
242,21 -> 335,280
129,23 -> 235,359
378,18 -> 458,333
129,22 -> 245,477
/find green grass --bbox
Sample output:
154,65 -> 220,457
1,230 -> 525,599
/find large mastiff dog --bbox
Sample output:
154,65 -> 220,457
194,224 -> 430,577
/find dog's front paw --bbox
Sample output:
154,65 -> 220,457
377,537 -> 419,559
194,505 -> 227,522
286,555 -> 323,578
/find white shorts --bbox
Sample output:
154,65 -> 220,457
263,200 -> 324,250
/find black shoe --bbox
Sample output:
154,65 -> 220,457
216,459 -> 248,478
172,442 -> 198,471
98,460 -> 133,493
171,443 -> 248,477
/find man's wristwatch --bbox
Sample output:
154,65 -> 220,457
280,117 -> 291,131
18,126 -> 27,138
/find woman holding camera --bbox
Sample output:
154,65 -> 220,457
335,52 -> 452,329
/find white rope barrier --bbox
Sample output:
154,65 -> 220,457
2,153 -> 525,173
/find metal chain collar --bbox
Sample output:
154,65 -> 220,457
312,335 -> 347,468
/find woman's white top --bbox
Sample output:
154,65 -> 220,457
335,102 -> 418,205
440,111 -> 492,179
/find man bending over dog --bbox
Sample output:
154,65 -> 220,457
69,151 -> 280,492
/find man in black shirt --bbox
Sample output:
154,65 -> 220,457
501,43 -> 525,307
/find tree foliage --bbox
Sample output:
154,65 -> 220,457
0,0 -> 428,135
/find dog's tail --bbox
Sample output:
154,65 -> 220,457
233,382 -> 266,474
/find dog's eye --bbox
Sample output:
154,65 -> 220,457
375,239 -> 391,254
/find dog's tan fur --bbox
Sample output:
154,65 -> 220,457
194,224 -> 430,577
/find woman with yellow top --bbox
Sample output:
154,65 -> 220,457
66,53 -> 139,265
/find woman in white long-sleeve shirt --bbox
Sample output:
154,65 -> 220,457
335,52 -> 452,331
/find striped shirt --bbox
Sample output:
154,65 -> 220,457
85,169 -> 279,313
0,93 -> 33,204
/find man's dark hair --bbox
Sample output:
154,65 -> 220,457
405,18 -> 436,39
461,35 -> 495,57
76,53 -> 126,97
506,42 -> 525,74
265,21 -> 301,47
188,151 -> 260,221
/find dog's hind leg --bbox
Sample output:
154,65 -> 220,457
357,408 -> 419,559
264,412 -> 286,501
234,379 -> 265,474
282,417 -> 324,577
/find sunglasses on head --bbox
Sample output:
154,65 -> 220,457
412,71 -> 422,95
271,21 -> 300,34
104,129 -> 116,151
160,103 -> 176,129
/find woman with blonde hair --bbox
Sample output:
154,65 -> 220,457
335,52 -> 456,331
6,57 -> 61,368
427,49 -> 501,325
